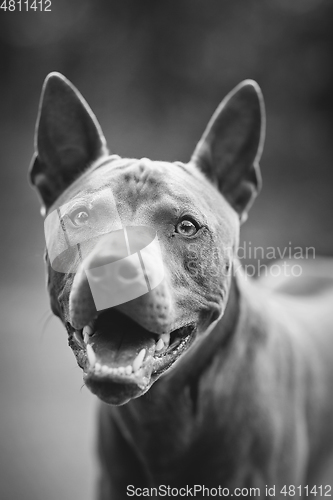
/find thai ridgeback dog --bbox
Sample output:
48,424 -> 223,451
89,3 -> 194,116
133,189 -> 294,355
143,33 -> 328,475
29,73 -> 333,499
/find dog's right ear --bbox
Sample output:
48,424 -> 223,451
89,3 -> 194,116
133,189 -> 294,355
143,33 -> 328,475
29,72 -> 108,211
190,80 -> 265,223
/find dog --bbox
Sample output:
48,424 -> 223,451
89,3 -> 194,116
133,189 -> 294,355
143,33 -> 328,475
30,73 -> 333,499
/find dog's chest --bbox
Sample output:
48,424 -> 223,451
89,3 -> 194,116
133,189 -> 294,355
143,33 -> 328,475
108,369 -> 266,486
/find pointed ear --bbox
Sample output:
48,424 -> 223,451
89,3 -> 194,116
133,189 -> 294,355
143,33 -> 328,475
29,72 -> 109,210
190,80 -> 265,222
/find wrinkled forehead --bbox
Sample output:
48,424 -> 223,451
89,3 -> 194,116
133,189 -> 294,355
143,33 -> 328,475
52,156 -> 220,209
49,155 -> 233,226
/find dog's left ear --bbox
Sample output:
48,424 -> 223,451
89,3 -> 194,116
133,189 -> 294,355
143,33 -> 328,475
29,72 -> 108,210
191,80 -> 265,222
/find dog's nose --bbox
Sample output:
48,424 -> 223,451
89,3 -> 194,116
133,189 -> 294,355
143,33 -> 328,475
84,250 -> 141,283
117,261 -> 139,281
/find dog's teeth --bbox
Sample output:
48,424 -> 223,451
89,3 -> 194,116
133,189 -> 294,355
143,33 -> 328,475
73,330 -> 84,348
125,365 -> 133,375
133,349 -> 146,372
101,365 -> 109,375
118,367 -> 125,375
83,325 -> 93,343
84,324 -> 93,335
156,338 -> 164,351
86,344 -> 96,368
161,333 -> 170,346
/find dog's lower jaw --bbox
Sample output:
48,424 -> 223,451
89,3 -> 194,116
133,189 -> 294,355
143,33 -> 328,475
84,372 -> 152,406
68,312 -> 198,405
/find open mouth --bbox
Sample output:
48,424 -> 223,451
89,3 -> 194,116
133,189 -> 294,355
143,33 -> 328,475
67,310 -> 196,404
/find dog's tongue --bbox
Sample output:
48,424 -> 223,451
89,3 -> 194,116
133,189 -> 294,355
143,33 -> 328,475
87,311 -> 156,374
91,326 -> 156,367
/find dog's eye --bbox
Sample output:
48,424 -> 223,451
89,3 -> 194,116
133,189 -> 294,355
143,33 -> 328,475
71,210 -> 90,226
176,219 -> 198,236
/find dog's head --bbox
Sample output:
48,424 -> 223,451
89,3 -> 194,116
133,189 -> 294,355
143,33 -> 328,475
30,73 -> 265,405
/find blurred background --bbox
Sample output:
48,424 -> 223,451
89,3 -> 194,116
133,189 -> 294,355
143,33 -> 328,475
0,0 -> 333,498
